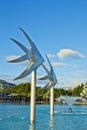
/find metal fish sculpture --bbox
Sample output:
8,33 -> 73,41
8,27 -> 44,80
39,55 -> 57,90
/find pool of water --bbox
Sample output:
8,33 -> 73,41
0,103 -> 87,130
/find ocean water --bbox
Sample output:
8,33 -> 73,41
0,103 -> 87,130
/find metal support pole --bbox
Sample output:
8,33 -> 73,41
30,70 -> 36,123
50,87 -> 54,115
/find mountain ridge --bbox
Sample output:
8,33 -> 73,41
0,79 -> 15,88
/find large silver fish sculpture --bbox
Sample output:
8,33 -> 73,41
8,27 -> 44,80
39,55 -> 57,90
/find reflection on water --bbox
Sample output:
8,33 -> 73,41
29,123 -> 35,130
49,116 -> 54,130
29,116 -> 55,130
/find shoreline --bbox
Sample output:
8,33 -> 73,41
0,100 -> 87,105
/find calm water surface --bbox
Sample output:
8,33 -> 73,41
0,103 -> 87,130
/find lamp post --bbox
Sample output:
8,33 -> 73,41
39,55 -> 57,115
8,28 -> 44,123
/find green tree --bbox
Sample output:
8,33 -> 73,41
72,85 -> 83,96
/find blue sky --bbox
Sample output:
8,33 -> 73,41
0,0 -> 87,89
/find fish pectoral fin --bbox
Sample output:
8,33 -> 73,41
43,82 -> 51,90
47,82 -> 55,90
19,27 -> 37,52
42,64 -> 49,73
14,62 -> 38,80
8,55 -> 28,63
38,74 -> 50,80
10,38 -> 29,53
45,55 -> 53,70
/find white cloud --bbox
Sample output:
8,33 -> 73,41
6,55 -> 29,65
57,49 -> 85,59
47,54 -> 55,58
57,79 -> 81,89
52,62 -> 67,67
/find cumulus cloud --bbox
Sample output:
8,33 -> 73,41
6,55 -> 29,65
57,49 -> 85,59
47,54 -> 55,58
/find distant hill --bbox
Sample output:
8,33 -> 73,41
0,79 -> 15,88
